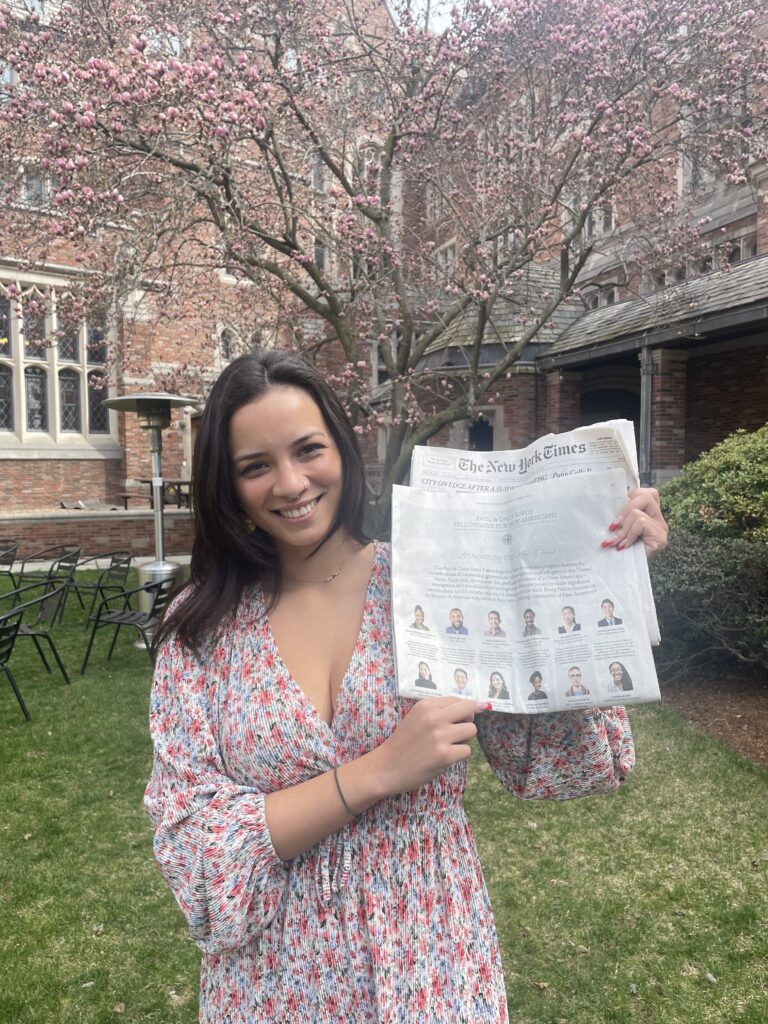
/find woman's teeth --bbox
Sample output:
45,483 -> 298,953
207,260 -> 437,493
278,498 -> 318,519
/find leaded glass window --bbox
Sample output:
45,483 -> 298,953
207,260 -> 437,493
0,297 -> 10,358
87,372 -> 109,433
58,368 -> 81,432
87,324 -> 106,364
0,363 -> 12,429
24,365 -> 48,431
23,309 -> 46,358
58,326 -> 79,361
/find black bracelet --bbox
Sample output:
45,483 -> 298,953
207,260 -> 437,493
333,765 -> 358,818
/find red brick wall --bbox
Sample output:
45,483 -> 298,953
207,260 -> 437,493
651,349 -> 687,469
685,343 -> 768,460
542,369 -> 581,434
1,458 -> 123,512
0,509 -> 194,558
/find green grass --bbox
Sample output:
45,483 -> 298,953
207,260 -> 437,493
1,581 -> 766,1023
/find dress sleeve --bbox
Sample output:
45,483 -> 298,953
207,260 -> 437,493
475,707 -> 635,800
144,630 -> 289,954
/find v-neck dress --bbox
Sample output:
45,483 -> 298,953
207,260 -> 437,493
145,541 -> 635,1024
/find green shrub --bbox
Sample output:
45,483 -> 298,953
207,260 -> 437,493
651,529 -> 768,670
660,424 -> 768,542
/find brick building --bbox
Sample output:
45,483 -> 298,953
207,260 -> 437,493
407,166 -> 768,487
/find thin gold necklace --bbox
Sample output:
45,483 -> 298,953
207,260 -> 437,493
282,544 -> 361,586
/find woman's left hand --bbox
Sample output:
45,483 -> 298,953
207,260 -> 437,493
602,487 -> 669,559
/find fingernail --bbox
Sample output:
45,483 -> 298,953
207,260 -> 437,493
601,540 -> 614,548
485,702 -> 493,710
616,542 -> 625,551
609,520 -> 622,532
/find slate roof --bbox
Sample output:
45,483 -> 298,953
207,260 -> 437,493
545,253 -> 768,358
419,259 -> 582,364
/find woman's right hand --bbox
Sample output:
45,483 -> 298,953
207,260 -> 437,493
370,697 -> 489,797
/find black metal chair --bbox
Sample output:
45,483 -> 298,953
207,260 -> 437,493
65,550 -> 133,621
0,609 -> 30,721
81,576 -> 177,674
14,584 -> 72,685
16,544 -> 81,586
15,545 -> 81,623
0,541 -> 19,588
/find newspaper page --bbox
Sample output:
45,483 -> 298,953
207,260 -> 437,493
409,420 -> 660,644
392,469 -> 661,714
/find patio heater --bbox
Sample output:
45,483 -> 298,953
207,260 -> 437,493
103,392 -> 198,621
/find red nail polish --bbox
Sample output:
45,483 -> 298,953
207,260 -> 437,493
601,540 -> 614,548
616,542 -> 625,550
609,520 -> 621,532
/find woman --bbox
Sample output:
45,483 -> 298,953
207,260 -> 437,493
145,350 -> 668,1024
488,671 -> 510,700
558,605 -> 581,633
409,603 -> 430,630
527,670 -> 548,701
414,660 -> 437,689
608,661 -> 634,692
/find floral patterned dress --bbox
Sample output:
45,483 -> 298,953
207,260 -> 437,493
145,541 -> 634,1024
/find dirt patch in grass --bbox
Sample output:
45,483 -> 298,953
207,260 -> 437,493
659,663 -> 768,769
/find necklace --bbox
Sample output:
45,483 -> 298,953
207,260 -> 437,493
283,543 -> 362,587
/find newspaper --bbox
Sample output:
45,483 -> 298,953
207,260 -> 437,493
391,423 -> 661,714
409,420 -> 660,644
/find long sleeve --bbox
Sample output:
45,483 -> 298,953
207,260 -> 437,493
144,630 -> 289,954
475,707 -> 635,801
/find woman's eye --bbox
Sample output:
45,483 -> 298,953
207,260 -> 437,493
241,462 -> 268,476
299,443 -> 326,457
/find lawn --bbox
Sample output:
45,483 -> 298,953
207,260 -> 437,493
1,584 -> 766,1024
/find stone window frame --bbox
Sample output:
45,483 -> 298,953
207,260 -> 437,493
0,278 -> 117,450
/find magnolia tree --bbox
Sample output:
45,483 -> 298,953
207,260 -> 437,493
1,0 -> 767,529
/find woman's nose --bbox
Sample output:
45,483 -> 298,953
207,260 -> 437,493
273,461 -> 307,499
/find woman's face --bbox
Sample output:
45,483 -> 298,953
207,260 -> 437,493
532,675 -> 542,690
490,672 -> 503,690
562,607 -> 575,625
418,662 -> 431,679
414,607 -> 424,625
229,386 -> 343,556
610,663 -> 624,683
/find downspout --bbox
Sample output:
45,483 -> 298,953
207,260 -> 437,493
638,344 -> 653,486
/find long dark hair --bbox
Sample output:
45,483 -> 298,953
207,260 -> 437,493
609,661 -> 634,691
154,350 -> 368,656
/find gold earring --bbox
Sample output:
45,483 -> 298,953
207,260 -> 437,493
243,516 -> 257,532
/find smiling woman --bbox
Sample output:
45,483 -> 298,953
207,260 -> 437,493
144,350 -> 653,1024
229,387 -> 344,562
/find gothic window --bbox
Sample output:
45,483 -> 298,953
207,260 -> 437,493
58,326 -> 79,361
0,364 -> 12,430
58,368 -> 81,431
0,296 -> 10,358
23,307 -> 47,358
87,324 -> 107,363
314,238 -> 327,272
87,372 -> 109,433
25,365 -> 48,431
219,328 -> 236,362
0,282 -> 115,444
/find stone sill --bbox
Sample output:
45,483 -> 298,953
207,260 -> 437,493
0,508 -> 193,522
